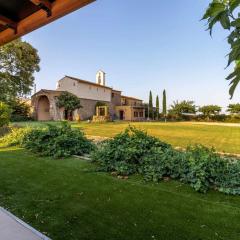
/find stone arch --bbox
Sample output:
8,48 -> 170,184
37,95 -> 51,121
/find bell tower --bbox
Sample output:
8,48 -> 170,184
96,70 -> 106,86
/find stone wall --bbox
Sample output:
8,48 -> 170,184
78,98 -> 110,120
56,76 -> 112,102
115,106 -> 145,121
109,91 -> 121,119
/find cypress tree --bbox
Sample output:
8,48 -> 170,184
149,91 -> 153,119
156,95 -> 159,120
162,90 -> 167,122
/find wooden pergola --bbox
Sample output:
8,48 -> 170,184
0,0 -> 95,46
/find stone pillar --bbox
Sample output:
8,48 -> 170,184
104,106 -> 108,117
96,106 -> 99,116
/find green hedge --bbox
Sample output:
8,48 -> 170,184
92,127 -> 240,195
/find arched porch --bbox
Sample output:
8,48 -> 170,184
36,95 -> 51,121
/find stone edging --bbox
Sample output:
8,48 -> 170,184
0,207 -> 51,240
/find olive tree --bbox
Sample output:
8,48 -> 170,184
56,92 -> 82,120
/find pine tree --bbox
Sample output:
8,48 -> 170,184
162,90 -> 167,122
149,91 -> 153,119
156,95 -> 159,120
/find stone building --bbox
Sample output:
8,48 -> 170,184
32,71 -> 145,121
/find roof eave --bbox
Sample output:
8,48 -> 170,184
0,0 -> 95,46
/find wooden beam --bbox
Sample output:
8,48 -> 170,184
0,15 -> 16,26
0,0 -> 95,46
30,0 -> 52,16
30,0 -> 51,7
0,15 -> 17,33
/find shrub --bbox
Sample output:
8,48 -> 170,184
140,148 -> 188,182
0,126 -> 11,137
56,92 -> 82,121
10,100 -> 32,122
22,122 -> 95,158
0,102 -> 11,127
225,114 -> 240,123
92,126 -> 171,174
0,126 -> 32,146
92,127 -> 240,195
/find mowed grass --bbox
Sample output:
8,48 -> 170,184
13,121 -> 240,154
0,146 -> 240,240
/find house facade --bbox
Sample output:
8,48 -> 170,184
32,71 -> 145,121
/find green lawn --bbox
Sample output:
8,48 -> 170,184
12,121 -> 240,154
0,146 -> 240,240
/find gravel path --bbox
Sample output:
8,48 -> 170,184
190,122 -> 240,127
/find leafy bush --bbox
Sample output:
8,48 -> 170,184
0,126 -> 10,137
92,126 -> 240,195
225,114 -> 240,123
0,102 -> 11,127
10,100 -> 32,122
0,126 -> 32,146
92,126 -> 171,174
56,92 -> 82,121
22,122 -> 95,158
140,148 -> 188,183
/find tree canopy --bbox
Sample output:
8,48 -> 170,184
169,100 -> 196,116
56,92 -> 82,113
227,103 -> 240,113
0,39 -> 40,103
199,105 -> 222,116
202,0 -> 240,98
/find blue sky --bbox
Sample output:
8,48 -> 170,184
23,0 -> 240,110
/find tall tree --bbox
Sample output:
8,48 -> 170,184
56,92 -> 82,120
199,105 -> 221,117
156,95 -> 159,120
149,91 -> 153,119
162,89 -> 167,121
0,39 -> 40,103
202,1 -> 240,98
227,103 -> 240,114
169,100 -> 196,117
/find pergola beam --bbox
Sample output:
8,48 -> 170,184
30,0 -> 51,7
30,0 -> 52,17
0,15 -> 17,33
0,0 -> 95,46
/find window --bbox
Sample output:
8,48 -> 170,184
139,111 -> 143,117
89,86 -> 92,90
73,82 -> 76,86
97,88 -> 98,91
134,111 -> 138,117
112,93 -> 114,98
